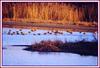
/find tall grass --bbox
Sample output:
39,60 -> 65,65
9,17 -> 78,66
2,2 -> 98,23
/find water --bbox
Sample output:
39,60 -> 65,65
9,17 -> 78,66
3,45 -> 97,66
2,28 -> 98,66
2,28 -> 97,46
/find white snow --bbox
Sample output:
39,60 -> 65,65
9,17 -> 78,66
2,27 -> 98,66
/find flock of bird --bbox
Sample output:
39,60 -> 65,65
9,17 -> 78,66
5,29 -> 65,35
3,29 -> 89,36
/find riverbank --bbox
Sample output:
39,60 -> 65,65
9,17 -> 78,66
24,40 -> 98,56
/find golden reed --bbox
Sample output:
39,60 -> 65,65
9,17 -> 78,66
2,2 -> 97,24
